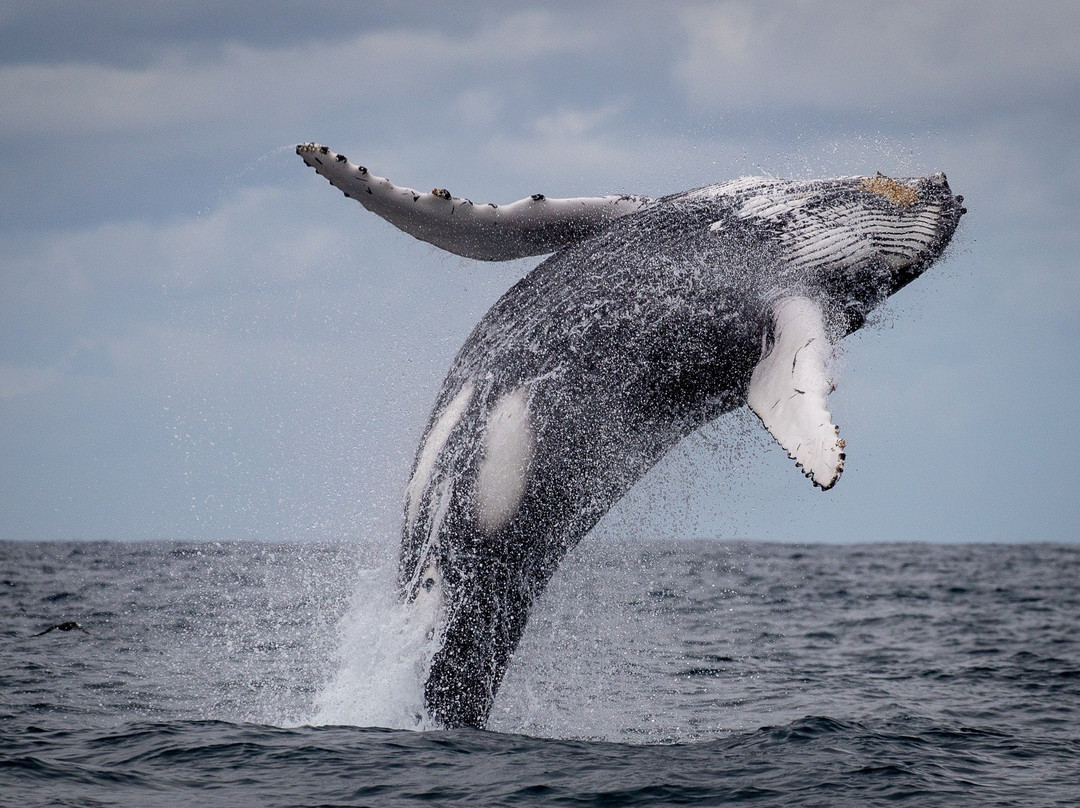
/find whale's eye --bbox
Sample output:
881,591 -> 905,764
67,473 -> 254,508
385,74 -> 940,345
423,577 -> 435,591
760,320 -> 776,358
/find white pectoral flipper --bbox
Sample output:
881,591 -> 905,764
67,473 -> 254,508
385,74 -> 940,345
747,296 -> 845,490
297,143 -> 650,261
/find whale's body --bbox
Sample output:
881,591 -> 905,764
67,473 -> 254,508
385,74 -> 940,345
297,144 -> 965,727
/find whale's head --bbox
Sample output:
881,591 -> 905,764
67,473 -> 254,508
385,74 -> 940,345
855,172 -> 966,290
801,172 -> 966,332
731,172 -> 966,334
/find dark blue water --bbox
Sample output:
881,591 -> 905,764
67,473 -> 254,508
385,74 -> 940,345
2,540 -> 1078,806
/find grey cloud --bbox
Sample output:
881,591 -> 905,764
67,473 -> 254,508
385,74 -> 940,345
674,1 -> 1080,116
0,10 -> 599,136
1,1 -> 1077,543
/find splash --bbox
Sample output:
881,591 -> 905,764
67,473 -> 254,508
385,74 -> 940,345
309,563 -> 441,730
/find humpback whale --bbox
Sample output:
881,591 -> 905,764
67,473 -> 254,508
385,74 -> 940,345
33,621 -> 90,636
297,143 -> 965,728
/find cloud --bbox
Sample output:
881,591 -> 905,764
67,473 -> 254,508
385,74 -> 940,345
0,181 -> 353,404
0,10 -> 599,136
2,184 -> 342,313
0,362 -> 61,400
674,1 -> 1080,117
1,1 -> 1077,544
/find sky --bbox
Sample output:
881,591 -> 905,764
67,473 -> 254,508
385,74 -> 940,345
1,1 -> 1077,544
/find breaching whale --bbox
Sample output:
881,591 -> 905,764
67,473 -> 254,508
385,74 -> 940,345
297,143 -> 965,728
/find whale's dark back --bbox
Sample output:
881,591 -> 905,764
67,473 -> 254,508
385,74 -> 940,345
401,198 -> 774,727
401,174 -> 964,727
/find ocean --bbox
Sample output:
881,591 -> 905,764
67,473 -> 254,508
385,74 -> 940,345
1,539 -> 1077,806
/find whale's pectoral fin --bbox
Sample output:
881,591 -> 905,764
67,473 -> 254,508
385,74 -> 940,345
297,143 -> 650,261
747,296 -> 845,490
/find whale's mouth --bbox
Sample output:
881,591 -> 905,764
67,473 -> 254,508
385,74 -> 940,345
882,174 -> 967,294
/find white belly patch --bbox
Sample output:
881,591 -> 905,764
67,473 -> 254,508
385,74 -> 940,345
406,382 -> 474,528
475,387 -> 535,534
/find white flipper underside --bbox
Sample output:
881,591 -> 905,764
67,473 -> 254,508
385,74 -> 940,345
297,143 -> 649,261
747,296 -> 845,489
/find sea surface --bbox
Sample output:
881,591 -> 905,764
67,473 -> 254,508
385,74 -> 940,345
1,539 -> 1077,807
